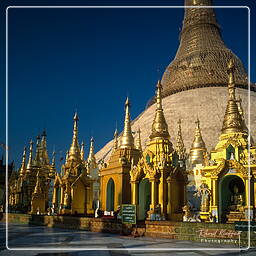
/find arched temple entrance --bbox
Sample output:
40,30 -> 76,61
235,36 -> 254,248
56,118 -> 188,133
219,175 -> 245,223
106,178 -> 115,211
138,178 -> 151,220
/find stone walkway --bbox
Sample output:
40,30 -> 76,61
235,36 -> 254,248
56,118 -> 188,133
0,223 -> 255,256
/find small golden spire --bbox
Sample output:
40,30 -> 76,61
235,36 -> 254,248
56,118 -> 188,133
221,60 -> 243,134
175,119 -> 186,161
120,97 -> 134,148
88,137 -> 95,160
113,128 -> 118,150
19,147 -> 27,177
49,151 -> 56,178
26,140 -> 33,172
68,112 -> 81,161
150,80 -> 170,140
65,150 -> 69,164
190,118 -> 207,166
34,135 -> 41,166
40,130 -> 49,165
88,137 -> 97,169
80,141 -> 85,160
135,128 -> 142,151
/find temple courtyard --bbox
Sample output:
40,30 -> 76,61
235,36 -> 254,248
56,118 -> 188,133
0,223 -> 255,256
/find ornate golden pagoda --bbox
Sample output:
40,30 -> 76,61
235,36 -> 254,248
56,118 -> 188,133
52,113 -> 93,215
198,61 -> 256,223
130,81 -> 187,221
8,131 -> 55,214
100,98 -> 141,211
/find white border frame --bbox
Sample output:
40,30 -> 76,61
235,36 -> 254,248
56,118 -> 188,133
5,5 -> 251,252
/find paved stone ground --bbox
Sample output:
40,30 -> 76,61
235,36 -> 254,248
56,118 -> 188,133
0,223 -> 255,256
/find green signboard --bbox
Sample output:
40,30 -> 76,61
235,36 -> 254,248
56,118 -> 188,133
235,221 -> 256,231
121,204 -> 136,224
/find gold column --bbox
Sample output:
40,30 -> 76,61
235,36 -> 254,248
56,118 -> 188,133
212,178 -> 218,207
167,177 -> 171,219
52,186 -> 57,205
60,185 -> 64,206
131,181 -> 138,205
245,178 -> 250,207
150,178 -> 158,212
158,171 -> 167,216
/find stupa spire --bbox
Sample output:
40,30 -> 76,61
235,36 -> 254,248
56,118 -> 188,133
40,129 -> 49,165
175,119 -> 186,161
221,60 -> 244,134
26,140 -> 33,173
34,135 -> 41,166
190,118 -> 207,166
150,80 -> 170,140
113,128 -> 118,151
88,137 -> 95,162
80,141 -> 85,160
19,147 -> 27,177
135,128 -> 142,151
68,112 -> 81,161
120,97 -> 134,148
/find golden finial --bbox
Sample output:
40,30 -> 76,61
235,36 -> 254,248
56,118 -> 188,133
120,97 -> 134,148
150,80 -> 170,140
88,137 -> 97,169
88,137 -> 95,161
68,112 -> 81,161
26,140 -> 33,172
113,128 -> 118,150
190,118 -> 207,166
40,129 -> 49,165
34,135 -> 41,166
65,150 -> 69,164
221,61 -> 244,134
175,119 -> 186,161
20,147 -> 27,177
135,128 -> 142,151
80,141 -> 85,160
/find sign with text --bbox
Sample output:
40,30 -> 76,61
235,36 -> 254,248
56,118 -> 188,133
235,221 -> 256,231
121,204 -> 136,224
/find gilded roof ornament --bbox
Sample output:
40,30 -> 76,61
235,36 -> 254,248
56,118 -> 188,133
150,80 -> 170,140
40,129 -> 49,165
221,60 -> 244,134
19,147 -> 27,177
135,128 -> 142,151
68,112 -> 81,161
113,128 -> 118,150
88,137 -> 96,163
80,141 -> 85,160
34,135 -> 41,166
175,119 -> 186,161
190,118 -> 207,166
34,171 -> 42,194
26,140 -> 33,172
120,97 -> 134,148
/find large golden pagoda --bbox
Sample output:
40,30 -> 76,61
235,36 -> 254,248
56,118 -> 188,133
96,0 -> 256,168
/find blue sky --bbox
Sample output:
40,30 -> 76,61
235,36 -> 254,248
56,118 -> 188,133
0,0 -> 255,170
